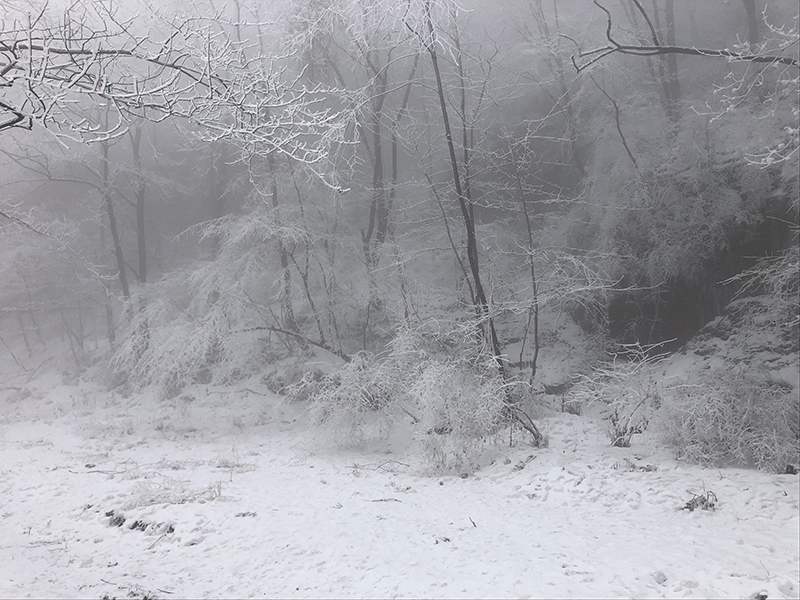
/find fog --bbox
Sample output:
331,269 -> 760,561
1,2 -> 799,597
1,0 -> 797,391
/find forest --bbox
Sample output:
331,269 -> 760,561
0,0 -> 798,597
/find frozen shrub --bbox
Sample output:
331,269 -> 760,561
410,356 -> 508,472
301,352 -> 407,446
296,323 -> 518,471
569,343 -> 665,447
111,270 -> 272,398
659,370 -> 800,471
724,244 -> 799,331
293,328 -> 427,446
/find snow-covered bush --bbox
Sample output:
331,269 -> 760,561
291,327 -> 426,446
111,267 -> 271,398
410,355 -> 508,472
301,351 -> 415,446
659,369 -> 800,471
725,243 -> 800,331
294,323 -> 515,472
569,343 -> 665,447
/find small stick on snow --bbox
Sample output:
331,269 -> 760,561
759,560 -> 770,577
242,388 -> 270,397
469,517 -> 477,528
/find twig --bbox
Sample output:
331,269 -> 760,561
69,469 -> 128,475
348,460 -> 410,471
242,387 -> 270,397
243,325 -> 350,361
375,460 -> 410,470
759,560 -> 770,577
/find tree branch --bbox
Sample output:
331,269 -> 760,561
246,325 -> 350,362
572,1 -> 799,72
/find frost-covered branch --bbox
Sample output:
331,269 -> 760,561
570,1 -> 800,72
0,1 -> 354,172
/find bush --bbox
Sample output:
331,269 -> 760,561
301,351 -> 414,446
410,354 -> 508,472
658,369 -> 800,471
292,323 -> 517,472
569,343 -> 665,447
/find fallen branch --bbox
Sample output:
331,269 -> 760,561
244,325 -> 350,362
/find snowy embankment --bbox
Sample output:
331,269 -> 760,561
1,377 -> 798,600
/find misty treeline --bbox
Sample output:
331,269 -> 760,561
0,0 -> 797,441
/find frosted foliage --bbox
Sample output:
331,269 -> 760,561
305,353 -> 409,447
591,150 -> 756,288
113,211 -> 297,396
727,244 -> 800,328
659,370 -> 800,471
299,325 -> 509,472
410,359 -> 507,472
411,361 -> 505,437
112,282 -> 262,398
570,344 -> 664,447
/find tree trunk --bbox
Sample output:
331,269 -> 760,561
101,139 -> 130,302
208,146 -> 227,259
129,122 -> 149,358
268,152 -> 299,335
741,0 -> 760,49
99,217 -> 116,347
508,140 -> 540,381
663,0 -> 681,111
422,0 -> 504,374
130,125 -> 147,285
361,57 -> 389,316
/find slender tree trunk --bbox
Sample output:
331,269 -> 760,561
130,123 -> 150,359
648,0 -> 680,122
268,152 -> 299,335
742,0 -> 760,49
17,312 -> 32,357
534,0 -> 586,178
508,140 -> 540,381
18,267 -> 46,348
99,217 -> 116,347
389,54 -> 419,222
287,157 -> 327,345
422,0 -> 504,375
663,0 -> 681,110
208,145 -> 227,259
130,124 -> 147,285
101,139 -> 130,303
361,59 -> 389,317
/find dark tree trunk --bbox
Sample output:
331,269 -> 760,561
101,139 -> 130,302
268,152 -> 299,335
663,0 -> 681,110
129,123 -> 149,358
423,0 -> 503,373
742,0 -> 760,49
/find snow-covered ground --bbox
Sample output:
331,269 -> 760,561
1,374 -> 798,599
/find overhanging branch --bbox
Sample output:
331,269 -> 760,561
570,0 -> 799,72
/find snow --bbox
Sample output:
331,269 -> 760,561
1,376 -> 798,599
